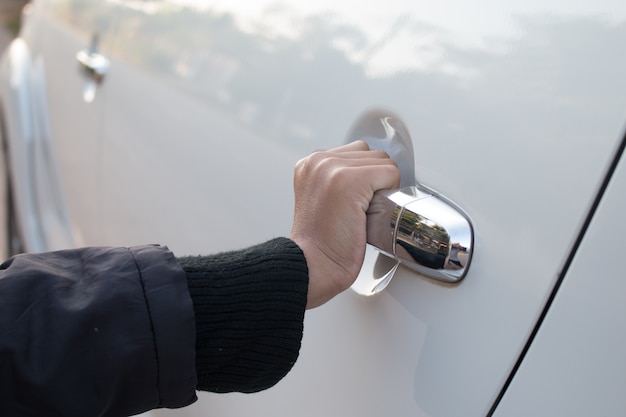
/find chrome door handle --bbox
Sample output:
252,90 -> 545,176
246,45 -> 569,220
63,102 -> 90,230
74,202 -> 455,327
367,185 -> 473,283
76,49 -> 110,81
347,111 -> 474,295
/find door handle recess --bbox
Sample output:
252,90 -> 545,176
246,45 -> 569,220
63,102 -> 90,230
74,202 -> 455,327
347,111 -> 474,295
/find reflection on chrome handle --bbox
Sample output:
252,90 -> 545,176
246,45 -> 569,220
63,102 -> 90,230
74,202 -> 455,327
367,185 -> 473,283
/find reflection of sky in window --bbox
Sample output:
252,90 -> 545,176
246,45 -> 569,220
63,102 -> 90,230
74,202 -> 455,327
113,0 -> 626,77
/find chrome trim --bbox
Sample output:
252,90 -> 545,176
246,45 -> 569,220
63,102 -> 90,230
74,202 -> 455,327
76,49 -> 110,81
348,111 -> 474,295
367,186 -> 473,283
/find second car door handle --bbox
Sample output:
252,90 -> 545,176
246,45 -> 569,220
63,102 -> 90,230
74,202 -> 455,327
76,48 -> 110,81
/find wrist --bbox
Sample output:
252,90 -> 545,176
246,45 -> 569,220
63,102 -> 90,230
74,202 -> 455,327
179,238 -> 308,392
290,235 -> 349,309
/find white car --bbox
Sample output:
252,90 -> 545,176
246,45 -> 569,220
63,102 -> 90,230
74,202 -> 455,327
1,1 -> 626,416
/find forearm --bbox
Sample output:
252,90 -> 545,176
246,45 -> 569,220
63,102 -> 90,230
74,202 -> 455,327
0,238 -> 309,416
0,245 -> 197,417
179,237 -> 309,393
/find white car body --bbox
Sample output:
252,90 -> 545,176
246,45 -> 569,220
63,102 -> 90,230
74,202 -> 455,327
1,1 -> 626,416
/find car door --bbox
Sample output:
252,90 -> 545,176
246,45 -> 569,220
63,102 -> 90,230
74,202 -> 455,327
96,1 -> 302,255
23,0 -> 119,248
492,137 -> 626,416
46,1 -> 626,416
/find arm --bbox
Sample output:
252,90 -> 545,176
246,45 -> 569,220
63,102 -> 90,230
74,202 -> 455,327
0,240 -> 307,416
179,237 -> 308,393
0,141 -> 399,415
176,140 -> 399,393
0,245 -> 197,417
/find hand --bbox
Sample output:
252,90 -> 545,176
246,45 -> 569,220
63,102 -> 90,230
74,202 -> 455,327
290,141 -> 400,309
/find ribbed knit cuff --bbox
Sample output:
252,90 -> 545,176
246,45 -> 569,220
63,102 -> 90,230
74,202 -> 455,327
177,237 -> 308,393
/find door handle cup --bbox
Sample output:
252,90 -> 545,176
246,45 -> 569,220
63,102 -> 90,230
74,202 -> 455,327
367,185 -> 473,283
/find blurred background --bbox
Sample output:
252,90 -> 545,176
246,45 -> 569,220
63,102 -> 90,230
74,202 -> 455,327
0,0 -> 27,50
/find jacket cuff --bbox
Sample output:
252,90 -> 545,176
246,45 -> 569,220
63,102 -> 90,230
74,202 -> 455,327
179,237 -> 309,393
129,245 -> 198,408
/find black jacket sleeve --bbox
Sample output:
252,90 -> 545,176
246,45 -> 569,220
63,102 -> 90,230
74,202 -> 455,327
0,245 -> 198,417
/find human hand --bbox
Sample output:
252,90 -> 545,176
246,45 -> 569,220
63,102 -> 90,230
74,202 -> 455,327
289,141 -> 400,309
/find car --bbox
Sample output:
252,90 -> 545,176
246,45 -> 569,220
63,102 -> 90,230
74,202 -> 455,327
1,1 -> 626,416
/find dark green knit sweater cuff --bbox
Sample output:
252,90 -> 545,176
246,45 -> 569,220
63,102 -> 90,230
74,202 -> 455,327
177,237 -> 308,393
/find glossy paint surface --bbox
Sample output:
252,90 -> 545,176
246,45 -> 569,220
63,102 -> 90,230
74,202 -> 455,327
494,141 -> 626,416
12,0 -> 626,416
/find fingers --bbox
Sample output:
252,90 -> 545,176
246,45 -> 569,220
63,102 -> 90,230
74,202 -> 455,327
321,150 -> 392,162
303,141 -> 394,168
328,140 -> 370,153
317,140 -> 390,159
362,163 -> 402,192
306,155 -> 397,170
295,141 -> 400,194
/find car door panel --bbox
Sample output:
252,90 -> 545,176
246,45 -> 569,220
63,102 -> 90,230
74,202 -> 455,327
94,2 -> 626,417
493,137 -> 626,416
8,1 -> 626,416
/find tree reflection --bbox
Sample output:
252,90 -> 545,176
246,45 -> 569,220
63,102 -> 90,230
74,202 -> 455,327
53,0 -> 626,157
